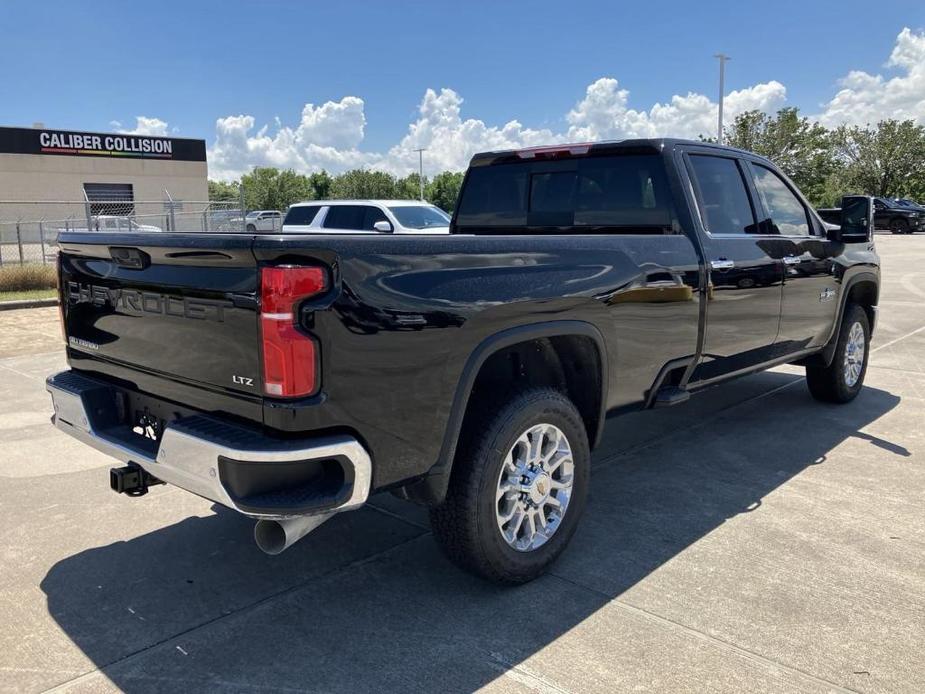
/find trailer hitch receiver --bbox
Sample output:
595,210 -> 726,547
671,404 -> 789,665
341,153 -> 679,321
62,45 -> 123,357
110,464 -> 164,497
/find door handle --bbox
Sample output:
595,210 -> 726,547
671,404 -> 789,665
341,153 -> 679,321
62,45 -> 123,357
710,259 -> 735,270
783,255 -> 802,265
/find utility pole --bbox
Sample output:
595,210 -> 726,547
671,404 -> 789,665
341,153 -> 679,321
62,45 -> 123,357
413,148 -> 426,201
714,53 -> 730,144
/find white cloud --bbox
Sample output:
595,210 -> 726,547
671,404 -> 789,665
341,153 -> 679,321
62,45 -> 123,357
207,98 -> 379,180
117,116 -> 170,136
202,27 -> 925,180
819,27 -> 925,127
207,77 -> 787,180
565,78 -> 786,141
206,81 -> 785,180
385,88 -> 556,173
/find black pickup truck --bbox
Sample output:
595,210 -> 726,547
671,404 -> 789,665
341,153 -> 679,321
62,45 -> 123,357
819,196 -> 924,234
48,139 -> 880,584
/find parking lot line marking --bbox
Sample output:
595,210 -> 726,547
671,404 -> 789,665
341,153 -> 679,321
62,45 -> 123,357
871,324 -> 925,354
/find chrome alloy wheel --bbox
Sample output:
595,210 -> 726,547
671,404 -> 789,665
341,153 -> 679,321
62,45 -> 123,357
495,423 -> 574,552
844,321 -> 866,388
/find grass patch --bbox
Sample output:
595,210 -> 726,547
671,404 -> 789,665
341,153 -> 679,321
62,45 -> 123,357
0,288 -> 58,302
0,263 -> 57,292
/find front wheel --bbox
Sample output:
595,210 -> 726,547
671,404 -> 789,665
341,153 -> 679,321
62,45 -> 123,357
806,304 -> 870,403
246,224 -> 257,233
430,388 -> 590,584
890,218 -> 909,234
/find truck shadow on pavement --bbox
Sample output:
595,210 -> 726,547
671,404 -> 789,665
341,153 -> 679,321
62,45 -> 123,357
40,372 -> 904,692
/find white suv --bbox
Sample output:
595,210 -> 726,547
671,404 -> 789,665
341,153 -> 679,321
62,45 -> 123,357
282,200 -> 450,234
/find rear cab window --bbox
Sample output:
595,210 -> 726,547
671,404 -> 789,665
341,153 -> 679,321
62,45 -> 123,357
454,154 -> 676,233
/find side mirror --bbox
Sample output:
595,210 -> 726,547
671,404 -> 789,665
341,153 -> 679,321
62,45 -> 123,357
373,220 -> 393,233
828,195 -> 873,243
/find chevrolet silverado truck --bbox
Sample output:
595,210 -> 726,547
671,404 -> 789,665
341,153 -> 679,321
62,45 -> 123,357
47,139 -> 880,584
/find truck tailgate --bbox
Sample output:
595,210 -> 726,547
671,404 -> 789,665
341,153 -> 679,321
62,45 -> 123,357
58,233 -> 261,398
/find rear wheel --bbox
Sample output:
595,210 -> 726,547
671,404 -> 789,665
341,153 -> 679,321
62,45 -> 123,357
806,304 -> 870,403
430,388 -> 590,584
890,218 -> 909,234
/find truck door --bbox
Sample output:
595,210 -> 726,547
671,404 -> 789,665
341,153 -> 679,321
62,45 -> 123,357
745,161 -> 839,351
684,151 -> 784,381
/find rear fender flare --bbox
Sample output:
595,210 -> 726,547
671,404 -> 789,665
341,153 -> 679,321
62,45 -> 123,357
413,320 -> 609,505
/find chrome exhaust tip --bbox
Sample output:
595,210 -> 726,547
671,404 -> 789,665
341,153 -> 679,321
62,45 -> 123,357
254,514 -> 333,555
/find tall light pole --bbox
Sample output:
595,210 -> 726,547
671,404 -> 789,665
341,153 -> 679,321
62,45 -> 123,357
413,148 -> 426,201
714,53 -> 730,144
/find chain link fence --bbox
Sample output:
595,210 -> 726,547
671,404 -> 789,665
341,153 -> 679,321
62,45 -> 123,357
0,189 -> 279,265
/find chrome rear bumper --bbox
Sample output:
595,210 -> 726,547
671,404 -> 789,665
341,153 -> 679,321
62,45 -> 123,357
46,370 -> 371,520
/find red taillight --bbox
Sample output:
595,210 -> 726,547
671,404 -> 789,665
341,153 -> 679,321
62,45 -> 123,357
260,266 -> 327,397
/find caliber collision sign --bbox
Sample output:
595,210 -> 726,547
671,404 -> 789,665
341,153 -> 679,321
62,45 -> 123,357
0,126 -> 206,162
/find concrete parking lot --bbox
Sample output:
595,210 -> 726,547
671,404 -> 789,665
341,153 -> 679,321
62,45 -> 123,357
1,234 -> 923,693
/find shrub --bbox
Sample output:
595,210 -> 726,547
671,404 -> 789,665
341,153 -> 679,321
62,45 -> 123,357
0,263 -> 57,292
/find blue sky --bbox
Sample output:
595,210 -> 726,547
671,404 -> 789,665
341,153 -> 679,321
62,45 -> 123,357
1,0 -> 923,178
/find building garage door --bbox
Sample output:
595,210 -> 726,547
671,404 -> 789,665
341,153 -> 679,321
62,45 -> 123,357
83,182 -> 134,216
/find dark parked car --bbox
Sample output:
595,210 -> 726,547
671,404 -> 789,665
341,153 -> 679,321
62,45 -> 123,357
874,197 -> 923,233
48,139 -> 880,584
819,196 -> 923,233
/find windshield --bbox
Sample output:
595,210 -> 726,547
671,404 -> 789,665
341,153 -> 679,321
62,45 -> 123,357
388,205 -> 450,229
246,211 -> 260,218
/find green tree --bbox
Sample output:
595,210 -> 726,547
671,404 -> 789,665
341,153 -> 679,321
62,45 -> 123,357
330,169 -> 398,199
395,173 -> 426,200
240,167 -> 314,210
308,170 -> 333,199
426,171 -> 465,212
829,119 -> 925,201
723,107 -> 836,207
208,179 -> 239,202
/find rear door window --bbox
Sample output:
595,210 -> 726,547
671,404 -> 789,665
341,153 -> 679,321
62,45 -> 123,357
283,206 -> 320,226
688,155 -> 758,234
323,205 -> 366,230
455,154 -> 674,232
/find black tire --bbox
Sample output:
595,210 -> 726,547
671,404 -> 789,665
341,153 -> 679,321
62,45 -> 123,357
890,218 -> 909,234
806,304 -> 870,403
246,224 -> 257,233
430,388 -> 590,584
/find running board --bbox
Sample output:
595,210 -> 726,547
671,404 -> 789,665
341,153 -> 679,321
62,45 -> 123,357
653,386 -> 690,408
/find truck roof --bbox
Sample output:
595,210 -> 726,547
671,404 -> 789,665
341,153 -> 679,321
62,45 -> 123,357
469,138 -> 763,166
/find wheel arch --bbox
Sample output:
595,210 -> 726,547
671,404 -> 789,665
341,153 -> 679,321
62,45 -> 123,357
816,272 -> 879,367
400,320 -> 609,505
